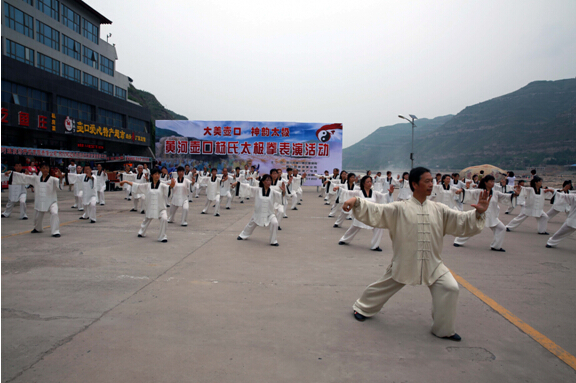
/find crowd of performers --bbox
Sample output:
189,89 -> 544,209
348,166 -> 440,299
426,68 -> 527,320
315,168 -> 575,252
2,163 -> 574,343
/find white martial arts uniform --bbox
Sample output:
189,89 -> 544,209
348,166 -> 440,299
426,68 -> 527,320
219,175 -> 233,209
131,181 -> 171,241
451,180 -> 467,211
270,178 -> 289,227
69,171 -> 84,210
93,170 -> 108,205
2,171 -> 28,219
238,185 -> 283,245
191,172 -> 201,198
198,175 -> 222,215
326,176 -> 340,206
232,172 -> 246,202
454,189 -> 513,250
183,170 -> 194,201
332,181 -> 358,225
339,189 -> 386,250
432,183 -> 460,210
161,173 -> 172,205
546,192 -> 576,247
11,172 -> 62,235
395,179 -> 412,201
67,173 -> 98,222
119,171 -> 135,200
351,197 -> 485,338
167,177 -> 193,226
546,189 -> 571,222
506,187 -> 553,234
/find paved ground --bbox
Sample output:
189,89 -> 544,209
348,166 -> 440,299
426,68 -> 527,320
1,186 -> 575,383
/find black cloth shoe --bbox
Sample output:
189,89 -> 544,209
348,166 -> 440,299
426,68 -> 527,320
201,211 -> 206,214
138,234 -> 143,238
161,239 -> 168,243
278,227 -> 282,230
90,220 -> 96,223
545,244 -> 553,248
538,232 -> 549,235
353,311 -> 366,322
237,236 -> 243,240
130,208 -> 137,212
338,241 -> 346,245
453,243 -> 461,247
505,212 -> 509,214
22,217 -> 28,220
31,229 -> 40,233
271,243 -> 279,247
372,247 -> 382,252
491,248 -> 505,252
52,234 -> 61,237
141,211 -> 145,214
298,202 -> 302,205
333,224 -> 339,228
215,213 -> 220,217
226,207 -> 230,210
240,200 -> 244,203
291,208 -> 298,210
346,217 -> 352,220
1,215 -> 7,218
79,216 -> 87,220
434,333 -> 462,342
506,228 -> 511,232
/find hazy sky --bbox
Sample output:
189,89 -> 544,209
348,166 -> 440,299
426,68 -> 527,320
95,0 -> 576,148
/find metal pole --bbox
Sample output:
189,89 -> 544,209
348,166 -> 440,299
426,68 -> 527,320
411,121 -> 414,169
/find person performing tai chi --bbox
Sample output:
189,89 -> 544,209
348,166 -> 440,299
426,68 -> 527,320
431,174 -> 463,210
506,176 -> 554,235
269,169 -> 290,230
116,164 -> 135,201
332,172 -> 357,226
235,174 -> 285,246
337,175 -> 391,252
232,167 -> 246,203
290,169 -> 306,210
546,191 -> 576,249
66,165 -> 98,223
329,171 -> 349,218
451,173 -> 467,211
394,172 -> 412,201
69,165 -> 84,211
2,163 -> 29,219
6,163 -> 65,237
453,175 -> 512,252
545,180 -> 573,222
130,165 -> 148,214
94,164 -> 108,205
219,168 -> 233,210
119,169 -> 176,242
166,166 -> 194,226
343,167 -> 489,341
198,168 -> 222,216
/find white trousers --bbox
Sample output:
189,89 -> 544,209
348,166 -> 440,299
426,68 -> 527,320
125,186 -> 132,200
134,195 -> 146,212
545,208 -> 566,222
221,192 -> 232,209
547,223 -> 575,247
506,212 -> 549,233
454,220 -> 506,250
139,210 -> 168,241
239,216 -> 278,244
97,190 -> 105,204
193,183 -> 200,198
203,197 -> 220,215
168,201 -> 189,225
81,197 -> 97,221
454,200 -> 464,211
339,225 -> 384,249
3,194 -> 27,218
334,210 -> 351,226
34,203 -> 60,235
329,202 -> 342,217
275,205 -> 285,227
290,191 -> 302,209
353,269 -> 459,338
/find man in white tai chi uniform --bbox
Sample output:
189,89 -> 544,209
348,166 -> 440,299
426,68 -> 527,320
343,167 -> 489,342
2,163 -> 29,220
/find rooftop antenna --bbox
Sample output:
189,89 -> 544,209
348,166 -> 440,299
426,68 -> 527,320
106,33 -> 112,42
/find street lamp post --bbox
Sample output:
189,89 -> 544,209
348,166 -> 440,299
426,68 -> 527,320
398,114 -> 418,169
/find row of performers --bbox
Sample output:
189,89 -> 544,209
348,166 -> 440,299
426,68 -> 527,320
314,170 -> 575,250
2,163 -> 307,245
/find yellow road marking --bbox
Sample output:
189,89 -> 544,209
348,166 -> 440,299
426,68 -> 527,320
1,210 -> 124,239
451,269 -> 576,371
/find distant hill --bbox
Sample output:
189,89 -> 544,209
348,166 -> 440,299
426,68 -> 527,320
128,84 -> 188,121
343,79 -> 576,170
343,115 -> 454,170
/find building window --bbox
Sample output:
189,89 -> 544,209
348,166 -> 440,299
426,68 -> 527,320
36,20 -> 60,51
100,80 -> 113,95
61,4 -> 80,34
83,46 -> 98,69
82,72 -> 98,89
21,0 -> 33,5
36,0 -> 59,21
4,3 -> 34,39
82,18 -> 98,44
99,108 -> 124,128
62,34 -> 81,60
37,52 -> 60,75
62,64 -> 81,83
100,55 -> 114,76
128,117 -> 148,133
115,87 -> 127,100
6,39 -> 34,66
2,80 -> 50,111
57,96 -> 94,121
